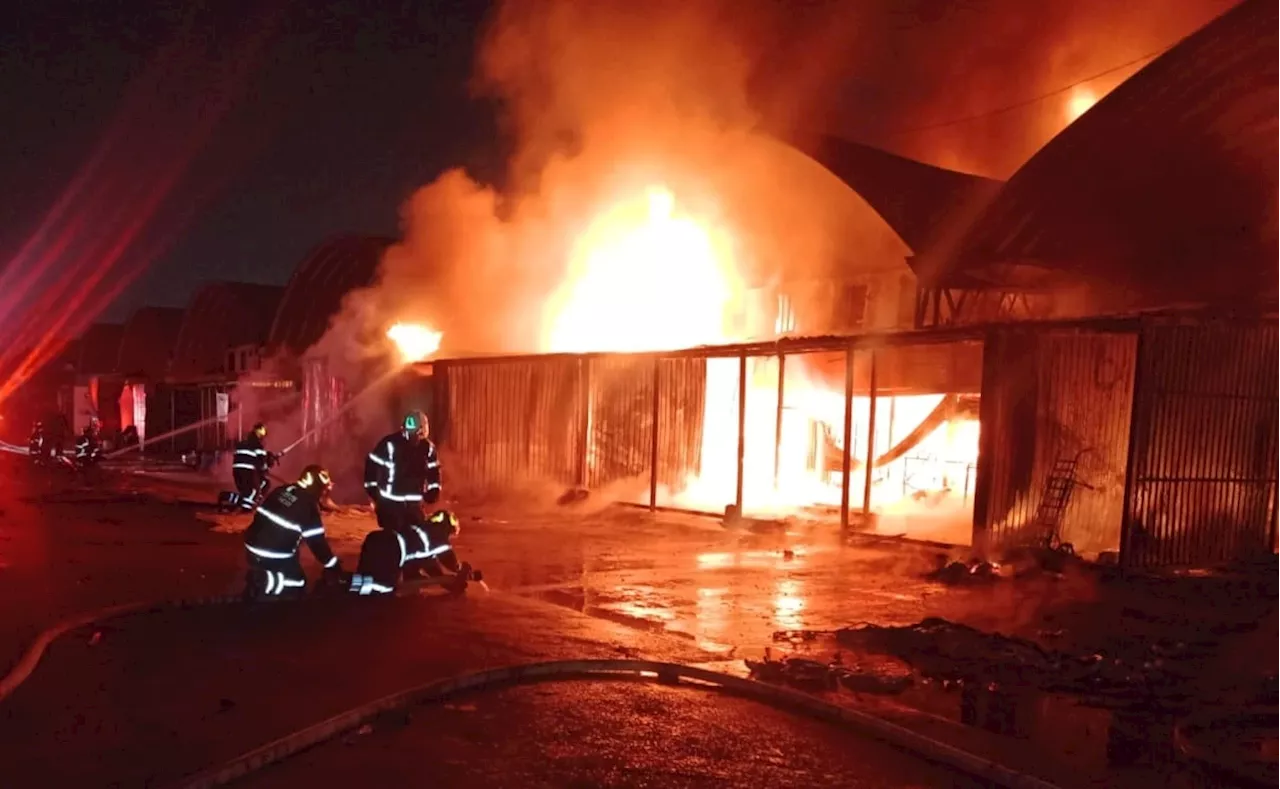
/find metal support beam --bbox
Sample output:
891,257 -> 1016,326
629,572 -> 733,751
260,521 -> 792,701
840,345 -> 854,531
649,357 -> 660,512
862,350 -> 878,518
735,354 -> 747,513
1119,329 -> 1148,569
773,353 -> 786,489
575,358 -> 593,489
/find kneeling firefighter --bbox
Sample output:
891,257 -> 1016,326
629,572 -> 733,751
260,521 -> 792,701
243,464 -> 344,598
362,410 -> 442,575
349,509 -> 468,595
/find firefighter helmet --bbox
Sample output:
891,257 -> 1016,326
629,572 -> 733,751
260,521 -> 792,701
402,410 -> 428,440
252,422 -> 267,438
429,509 -> 460,538
297,464 -> 333,492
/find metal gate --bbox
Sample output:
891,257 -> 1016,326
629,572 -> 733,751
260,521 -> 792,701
1121,321 -> 1279,567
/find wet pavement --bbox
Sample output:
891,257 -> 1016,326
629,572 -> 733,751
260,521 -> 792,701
1,460 -> 1275,787
241,680 -> 986,789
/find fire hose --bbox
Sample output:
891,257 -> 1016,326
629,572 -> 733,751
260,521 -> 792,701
1,595 -> 1063,789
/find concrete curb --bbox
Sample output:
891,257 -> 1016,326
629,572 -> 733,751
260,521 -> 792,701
170,659 -> 1063,789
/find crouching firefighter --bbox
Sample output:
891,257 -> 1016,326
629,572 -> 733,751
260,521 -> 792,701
362,410 -> 442,573
349,509 -> 467,596
243,464 -> 344,599
222,422 -> 277,512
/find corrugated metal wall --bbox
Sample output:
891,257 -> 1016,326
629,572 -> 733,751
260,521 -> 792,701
1122,321 -> 1279,567
656,357 -> 707,489
975,328 -> 1137,556
440,354 -> 708,496
444,358 -> 583,488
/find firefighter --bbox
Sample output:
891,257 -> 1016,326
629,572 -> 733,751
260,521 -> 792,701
362,410 -> 442,575
228,422 -> 276,512
243,464 -> 343,599
28,421 -> 46,466
74,418 -> 102,467
350,509 -> 469,595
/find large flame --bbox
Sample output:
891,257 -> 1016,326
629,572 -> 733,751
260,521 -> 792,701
545,186 -> 743,353
543,185 -> 981,542
387,322 -> 443,363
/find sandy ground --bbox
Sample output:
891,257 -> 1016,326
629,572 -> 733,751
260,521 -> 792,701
0,458 -> 1274,787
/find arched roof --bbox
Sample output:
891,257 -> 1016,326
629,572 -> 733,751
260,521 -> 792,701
919,0 -> 1278,308
75,323 -> 125,376
798,136 -> 1003,257
170,282 -> 284,378
116,307 -> 185,379
268,235 -> 393,356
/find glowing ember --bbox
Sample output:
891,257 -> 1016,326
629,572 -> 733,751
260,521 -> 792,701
1065,86 -> 1098,124
545,186 -> 742,353
387,322 -> 443,363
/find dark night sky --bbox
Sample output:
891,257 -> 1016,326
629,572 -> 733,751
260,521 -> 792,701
0,0 -> 500,321
0,0 -> 1239,328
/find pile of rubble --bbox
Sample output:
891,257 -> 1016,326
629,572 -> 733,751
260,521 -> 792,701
745,648 -> 913,695
835,617 -> 1213,706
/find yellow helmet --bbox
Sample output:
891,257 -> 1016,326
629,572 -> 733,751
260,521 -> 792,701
297,464 -> 332,492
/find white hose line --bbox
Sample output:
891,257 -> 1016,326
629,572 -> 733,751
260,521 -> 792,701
171,659 -> 1063,789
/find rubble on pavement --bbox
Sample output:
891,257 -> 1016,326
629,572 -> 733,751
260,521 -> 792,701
745,648 -> 914,695
835,617 -> 1220,708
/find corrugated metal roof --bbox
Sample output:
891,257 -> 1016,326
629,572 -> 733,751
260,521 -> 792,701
919,0 -> 1278,307
170,282 -> 284,379
267,235 -> 393,355
116,307 -> 185,379
800,135 -> 1003,257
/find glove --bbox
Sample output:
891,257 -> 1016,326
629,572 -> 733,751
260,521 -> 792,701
365,483 -> 381,503
266,452 -> 280,468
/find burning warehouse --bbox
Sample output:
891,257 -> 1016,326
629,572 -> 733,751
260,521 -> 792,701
355,0 -> 1275,570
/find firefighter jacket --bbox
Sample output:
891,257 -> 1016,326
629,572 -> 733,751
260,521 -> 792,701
29,430 -> 44,455
363,432 -> 442,504
74,431 -> 101,462
243,484 -> 338,569
233,434 -> 271,474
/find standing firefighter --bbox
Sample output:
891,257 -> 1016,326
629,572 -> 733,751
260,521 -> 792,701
243,464 -> 343,599
363,410 -> 442,576
228,422 -> 276,512
74,418 -> 102,467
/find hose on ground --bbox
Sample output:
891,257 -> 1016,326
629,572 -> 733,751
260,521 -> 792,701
0,594 -> 247,703
170,659 -> 1064,789
3,594 -> 1063,789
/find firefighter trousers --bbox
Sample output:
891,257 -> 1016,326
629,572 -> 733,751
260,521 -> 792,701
233,469 -> 268,511
245,549 -> 307,598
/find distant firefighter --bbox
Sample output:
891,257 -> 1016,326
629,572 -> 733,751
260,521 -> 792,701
226,422 -> 276,512
243,464 -> 343,599
28,421 -> 45,465
363,410 -> 442,577
74,418 -> 102,467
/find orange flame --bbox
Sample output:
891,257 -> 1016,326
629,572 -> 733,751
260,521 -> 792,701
387,322 -> 443,364
545,186 -> 743,353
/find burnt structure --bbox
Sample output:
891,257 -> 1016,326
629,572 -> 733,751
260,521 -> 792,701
910,0 -> 1279,326
170,282 -> 284,379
